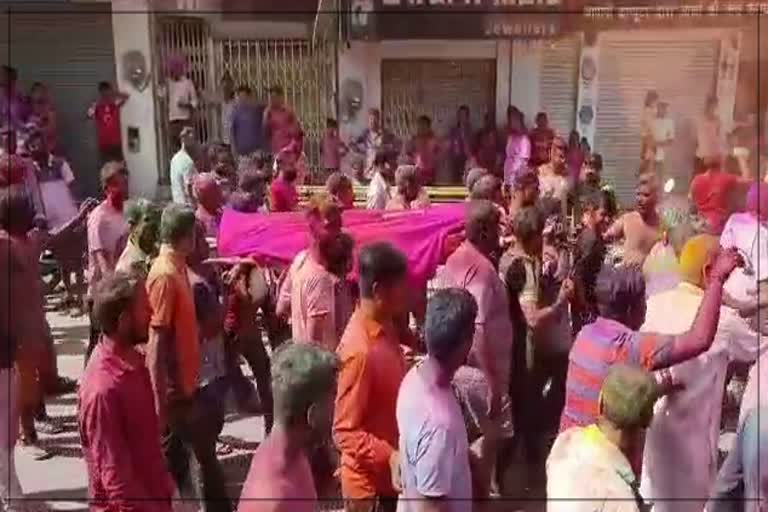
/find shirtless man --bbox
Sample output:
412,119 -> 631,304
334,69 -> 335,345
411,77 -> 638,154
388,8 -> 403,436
605,178 -> 661,267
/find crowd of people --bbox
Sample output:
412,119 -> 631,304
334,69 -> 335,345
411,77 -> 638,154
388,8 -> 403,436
2,59 -> 768,512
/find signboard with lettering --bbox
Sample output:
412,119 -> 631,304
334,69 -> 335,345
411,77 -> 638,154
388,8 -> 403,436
577,2 -> 767,30
576,32 -> 600,147
349,0 -> 563,40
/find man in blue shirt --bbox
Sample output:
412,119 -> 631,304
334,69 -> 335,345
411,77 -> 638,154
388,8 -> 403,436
230,85 -> 266,166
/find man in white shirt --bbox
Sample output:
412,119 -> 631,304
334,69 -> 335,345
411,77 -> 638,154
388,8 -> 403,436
166,57 -> 198,151
547,365 -> 658,512
396,288 -> 477,512
723,183 -> 768,426
639,235 -> 764,512
170,126 -> 197,206
366,152 -> 394,210
651,102 -> 675,174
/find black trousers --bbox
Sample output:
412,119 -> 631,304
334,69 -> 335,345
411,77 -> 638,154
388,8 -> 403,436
224,330 -> 273,434
98,145 -> 124,165
163,381 -> 231,512
345,496 -> 397,512
510,330 -> 569,488
84,299 -> 99,367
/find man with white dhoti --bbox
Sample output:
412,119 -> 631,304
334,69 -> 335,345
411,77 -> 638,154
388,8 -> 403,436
639,235 -> 765,512
720,182 -> 768,426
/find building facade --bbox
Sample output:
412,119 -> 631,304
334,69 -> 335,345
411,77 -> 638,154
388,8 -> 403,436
3,0 -> 762,202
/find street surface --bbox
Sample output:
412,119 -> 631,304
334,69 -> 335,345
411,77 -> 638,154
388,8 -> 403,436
17,302 -> 736,512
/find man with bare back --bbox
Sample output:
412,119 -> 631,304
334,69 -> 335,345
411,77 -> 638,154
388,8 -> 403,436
605,178 -> 661,267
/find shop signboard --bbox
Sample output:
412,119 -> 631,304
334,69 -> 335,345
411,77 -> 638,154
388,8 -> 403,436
577,1 -> 766,30
350,0 -> 563,39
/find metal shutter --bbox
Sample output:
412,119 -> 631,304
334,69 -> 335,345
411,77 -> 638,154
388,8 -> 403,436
540,35 -> 580,139
0,5 -> 116,197
381,59 -> 496,142
594,32 -> 718,205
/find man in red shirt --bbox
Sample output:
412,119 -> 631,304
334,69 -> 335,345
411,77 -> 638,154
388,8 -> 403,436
689,160 -> 745,234
264,84 -> 300,157
269,151 -> 299,212
529,112 -> 555,167
238,343 -> 338,512
88,81 -> 129,165
79,272 -> 175,512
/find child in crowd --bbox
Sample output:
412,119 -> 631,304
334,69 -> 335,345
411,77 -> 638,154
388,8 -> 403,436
87,81 -> 129,164
321,118 -> 348,175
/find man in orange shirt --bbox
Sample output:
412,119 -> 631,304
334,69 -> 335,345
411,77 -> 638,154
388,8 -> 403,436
146,204 -> 230,512
333,242 -> 410,512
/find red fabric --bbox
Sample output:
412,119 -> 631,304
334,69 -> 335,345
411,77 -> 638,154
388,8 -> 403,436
94,100 -> 122,150
78,338 -> 174,512
690,171 -> 739,234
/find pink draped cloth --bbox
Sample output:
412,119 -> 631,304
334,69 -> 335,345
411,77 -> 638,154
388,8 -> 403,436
218,204 -> 467,286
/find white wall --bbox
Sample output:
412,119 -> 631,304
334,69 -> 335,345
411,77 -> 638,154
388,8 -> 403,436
112,0 -> 160,199
338,39 -> 512,139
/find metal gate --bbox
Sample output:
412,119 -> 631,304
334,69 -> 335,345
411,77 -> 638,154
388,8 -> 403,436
154,16 -> 213,183
212,38 -> 337,183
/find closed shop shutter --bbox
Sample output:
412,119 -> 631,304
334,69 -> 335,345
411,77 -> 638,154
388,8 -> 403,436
0,5 -> 116,196
540,35 -> 580,139
381,58 -> 496,184
595,31 -> 719,205
382,59 -> 496,141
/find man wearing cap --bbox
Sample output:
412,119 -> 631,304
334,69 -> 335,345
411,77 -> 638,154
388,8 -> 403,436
264,85 -> 300,157
640,235 -> 764,512
170,126 -> 198,206
548,364 -> 659,512
85,162 -> 130,362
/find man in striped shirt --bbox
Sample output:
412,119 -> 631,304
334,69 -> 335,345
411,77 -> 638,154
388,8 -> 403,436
560,249 -> 742,435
